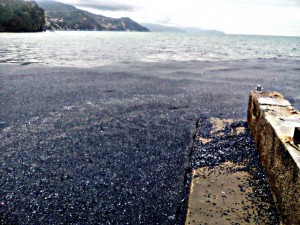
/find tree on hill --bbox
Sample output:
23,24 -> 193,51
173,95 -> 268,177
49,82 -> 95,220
36,0 -> 149,31
0,0 -> 45,32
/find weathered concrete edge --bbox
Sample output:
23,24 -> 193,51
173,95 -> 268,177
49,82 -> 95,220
247,91 -> 300,225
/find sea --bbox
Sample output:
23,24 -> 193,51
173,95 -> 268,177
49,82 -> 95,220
0,31 -> 300,67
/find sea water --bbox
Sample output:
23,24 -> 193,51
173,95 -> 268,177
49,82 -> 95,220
0,31 -> 300,67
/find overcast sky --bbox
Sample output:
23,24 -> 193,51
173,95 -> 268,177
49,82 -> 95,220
56,0 -> 300,36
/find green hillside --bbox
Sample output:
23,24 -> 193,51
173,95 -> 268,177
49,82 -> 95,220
0,0 -> 45,32
36,0 -> 149,31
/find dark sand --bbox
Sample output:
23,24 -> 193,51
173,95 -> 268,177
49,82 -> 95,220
0,59 -> 299,224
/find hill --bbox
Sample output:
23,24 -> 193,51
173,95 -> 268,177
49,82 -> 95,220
36,0 -> 149,32
142,23 -> 225,35
0,0 -> 45,32
181,27 -> 225,35
141,23 -> 185,33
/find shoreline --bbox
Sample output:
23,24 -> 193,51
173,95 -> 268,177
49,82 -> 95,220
1,57 -> 300,70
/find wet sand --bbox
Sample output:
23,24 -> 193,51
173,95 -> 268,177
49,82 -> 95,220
0,59 -> 299,224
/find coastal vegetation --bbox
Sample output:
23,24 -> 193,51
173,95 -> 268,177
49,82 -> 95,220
36,0 -> 149,31
0,0 -> 148,32
0,0 -> 45,32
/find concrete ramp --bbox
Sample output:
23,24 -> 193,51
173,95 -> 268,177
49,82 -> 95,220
186,117 -> 280,224
186,91 -> 300,225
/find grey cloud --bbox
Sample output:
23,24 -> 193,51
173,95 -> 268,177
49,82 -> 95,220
156,15 -> 173,25
227,0 -> 300,7
74,0 -> 136,11
293,0 -> 300,7
273,0 -> 300,7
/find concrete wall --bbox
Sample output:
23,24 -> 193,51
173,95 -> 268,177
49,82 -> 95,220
248,91 -> 300,225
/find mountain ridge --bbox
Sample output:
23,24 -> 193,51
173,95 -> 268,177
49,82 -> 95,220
142,23 -> 225,34
141,23 -> 186,33
36,0 -> 149,32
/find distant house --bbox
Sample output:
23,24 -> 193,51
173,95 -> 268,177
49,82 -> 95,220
50,18 -> 63,23
50,18 -> 59,22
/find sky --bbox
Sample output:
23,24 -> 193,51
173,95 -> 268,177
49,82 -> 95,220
56,0 -> 300,36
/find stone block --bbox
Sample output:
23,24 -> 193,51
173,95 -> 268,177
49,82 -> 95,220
248,91 -> 300,225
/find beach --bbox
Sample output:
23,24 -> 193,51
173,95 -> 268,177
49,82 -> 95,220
0,58 -> 299,224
